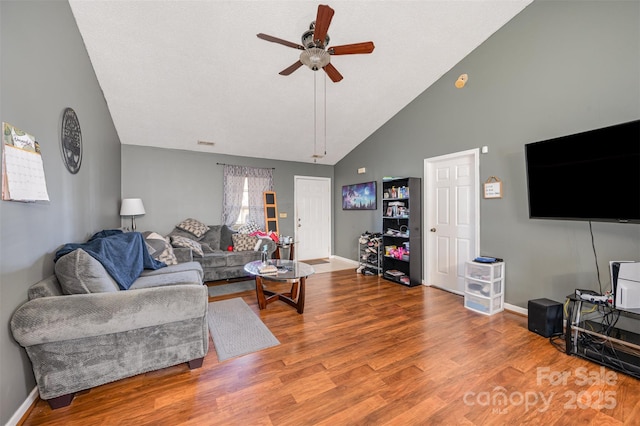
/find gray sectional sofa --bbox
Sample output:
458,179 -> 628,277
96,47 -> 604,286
10,248 -> 208,409
169,224 -> 276,282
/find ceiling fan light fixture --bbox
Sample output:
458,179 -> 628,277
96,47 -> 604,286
257,5 -> 373,82
300,48 -> 330,71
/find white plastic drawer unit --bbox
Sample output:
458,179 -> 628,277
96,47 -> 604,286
464,261 -> 505,315
464,294 -> 504,315
465,278 -> 503,298
465,261 -> 503,282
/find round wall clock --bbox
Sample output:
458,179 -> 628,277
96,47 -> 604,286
61,107 -> 82,174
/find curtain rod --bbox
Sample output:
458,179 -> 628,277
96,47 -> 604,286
216,162 -> 275,170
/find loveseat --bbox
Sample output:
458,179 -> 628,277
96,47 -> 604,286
167,223 -> 276,282
10,246 -> 209,409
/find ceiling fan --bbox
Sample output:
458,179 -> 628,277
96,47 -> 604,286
257,4 -> 375,82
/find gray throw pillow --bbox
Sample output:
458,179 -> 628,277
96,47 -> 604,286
54,249 -> 120,294
200,225 -> 221,250
176,218 -> 210,239
142,231 -> 178,265
220,225 -> 236,250
167,227 -> 201,240
171,235 -> 204,257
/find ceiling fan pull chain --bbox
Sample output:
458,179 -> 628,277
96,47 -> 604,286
314,73 -> 317,161
324,74 -> 327,155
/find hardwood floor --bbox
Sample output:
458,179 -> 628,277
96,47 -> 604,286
20,270 -> 639,425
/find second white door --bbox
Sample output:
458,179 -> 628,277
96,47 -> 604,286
424,150 -> 479,294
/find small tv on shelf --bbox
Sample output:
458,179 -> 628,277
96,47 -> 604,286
525,119 -> 640,224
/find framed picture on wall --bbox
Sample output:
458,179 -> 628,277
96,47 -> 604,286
342,181 -> 377,210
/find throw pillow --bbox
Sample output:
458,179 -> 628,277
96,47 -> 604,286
55,249 -> 120,294
142,231 -> 178,265
232,233 -> 259,251
171,235 -> 204,257
168,226 -> 204,241
198,225 -> 221,249
176,218 -> 210,239
145,241 -> 157,256
220,224 -> 236,249
237,220 -> 261,234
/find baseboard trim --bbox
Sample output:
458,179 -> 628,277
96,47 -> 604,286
7,386 -> 38,426
505,303 -> 527,316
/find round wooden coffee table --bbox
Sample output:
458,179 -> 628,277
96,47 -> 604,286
244,260 -> 314,314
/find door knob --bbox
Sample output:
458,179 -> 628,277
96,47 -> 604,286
430,228 -> 436,232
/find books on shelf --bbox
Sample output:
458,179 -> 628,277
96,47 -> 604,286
385,269 -> 405,277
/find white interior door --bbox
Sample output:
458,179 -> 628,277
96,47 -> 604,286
424,149 -> 479,294
294,176 -> 331,260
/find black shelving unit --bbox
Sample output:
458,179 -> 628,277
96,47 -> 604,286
381,177 -> 421,286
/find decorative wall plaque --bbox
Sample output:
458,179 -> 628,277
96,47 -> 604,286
483,176 -> 503,199
61,108 -> 82,174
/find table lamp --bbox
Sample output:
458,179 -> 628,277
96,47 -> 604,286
120,198 -> 145,231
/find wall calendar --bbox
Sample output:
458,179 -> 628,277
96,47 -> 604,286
2,122 -> 50,202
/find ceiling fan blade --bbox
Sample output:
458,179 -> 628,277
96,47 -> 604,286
257,33 -> 305,50
279,60 -> 304,76
329,41 -> 375,55
313,5 -> 334,46
323,63 -> 343,83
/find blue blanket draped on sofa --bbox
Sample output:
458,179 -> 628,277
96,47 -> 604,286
55,230 -> 166,290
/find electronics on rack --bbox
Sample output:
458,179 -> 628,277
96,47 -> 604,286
575,289 -> 612,305
610,261 -> 640,311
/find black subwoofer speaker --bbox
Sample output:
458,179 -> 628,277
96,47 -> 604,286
528,298 -> 563,337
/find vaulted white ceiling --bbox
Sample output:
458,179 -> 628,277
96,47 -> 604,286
69,0 -> 532,165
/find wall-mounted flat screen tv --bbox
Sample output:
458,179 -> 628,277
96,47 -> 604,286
525,120 -> 640,224
342,181 -> 377,210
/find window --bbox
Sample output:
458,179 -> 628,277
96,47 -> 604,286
235,178 -> 249,226
222,165 -> 273,228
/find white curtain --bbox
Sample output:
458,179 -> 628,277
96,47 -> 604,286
246,170 -> 273,228
221,165 -> 245,227
221,165 -> 273,228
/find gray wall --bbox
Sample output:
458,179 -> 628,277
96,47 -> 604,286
121,145 -> 333,238
2,0 -> 639,422
0,1 -> 121,423
334,0 -> 640,307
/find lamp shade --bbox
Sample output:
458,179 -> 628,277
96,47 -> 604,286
120,198 -> 145,216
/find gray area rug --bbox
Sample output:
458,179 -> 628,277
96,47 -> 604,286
207,298 -> 280,362
208,280 -> 255,297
